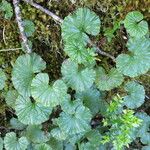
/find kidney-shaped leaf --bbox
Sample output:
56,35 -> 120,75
26,125 -> 50,143
64,39 -> 96,65
5,90 -> 18,109
10,117 -> 26,130
31,73 -> 69,107
4,132 -> 29,150
61,59 -> 96,92
135,112 -> 150,139
95,67 -> 124,91
123,81 -> 145,109
15,95 -> 52,125
116,37 -> 150,77
51,127 -> 67,141
34,143 -> 52,150
124,11 -> 148,37
0,69 -> 6,90
56,100 -> 92,136
0,137 -> 3,150
62,7 -> 100,42
12,53 -> 46,97
142,146 -> 150,150
76,87 -> 102,115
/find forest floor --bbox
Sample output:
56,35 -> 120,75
0,0 -> 150,149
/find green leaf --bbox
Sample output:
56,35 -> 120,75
75,87 -> 101,115
15,96 -> 52,125
0,0 -> 13,19
61,59 -> 96,92
5,90 -> 18,109
95,67 -> 124,91
0,69 -> 6,90
116,37 -> 150,77
62,7 -> 100,42
0,137 -> 3,150
12,53 -> 46,97
51,128 -> 67,141
79,142 -> 95,150
23,20 -> 35,37
10,117 -> 26,130
85,129 -> 102,147
141,132 -> 150,145
142,146 -> 150,150
4,132 -> 29,150
56,100 -> 92,136
66,133 -> 84,145
135,112 -> 150,138
31,73 -> 69,107
33,143 -> 52,150
48,137 -> 63,150
26,125 -> 50,143
124,11 -> 148,37
123,81 -> 145,109
64,143 -> 76,150
61,99 -> 82,115
64,39 -> 96,65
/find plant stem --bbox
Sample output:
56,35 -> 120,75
23,0 -> 63,23
88,39 -> 116,62
0,48 -> 22,52
13,0 -> 32,53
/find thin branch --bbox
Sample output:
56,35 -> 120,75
13,0 -> 32,53
3,26 -> 7,45
0,48 -> 22,52
22,0 -> 115,61
23,0 -> 63,23
89,39 -> 116,62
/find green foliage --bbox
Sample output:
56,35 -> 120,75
101,96 -> 141,150
10,118 -> 26,130
0,7 -> 149,150
26,125 -> 50,143
0,138 -> 3,150
142,146 -> 150,150
124,11 -> 148,38
0,0 -> 13,19
62,7 -> 100,42
123,81 -> 145,109
12,53 -> 46,97
31,73 -> 69,107
104,20 -> 121,42
116,37 -> 150,77
61,59 -> 96,92
56,100 -> 92,136
135,112 -> 150,145
4,132 -> 29,150
15,95 -> 52,125
0,69 -> 6,90
64,40 -> 96,65
23,20 -> 35,37
95,67 -> 124,91
34,143 -> 52,150
75,87 -> 102,115
5,90 -> 18,109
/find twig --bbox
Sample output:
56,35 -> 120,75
22,0 -> 115,61
89,39 -> 116,62
23,0 -> 63,24
3,26 -> 7,45
0,48 -> 22,52
13,0 -> 32,53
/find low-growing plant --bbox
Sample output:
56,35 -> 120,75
0,3 -> 150,150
